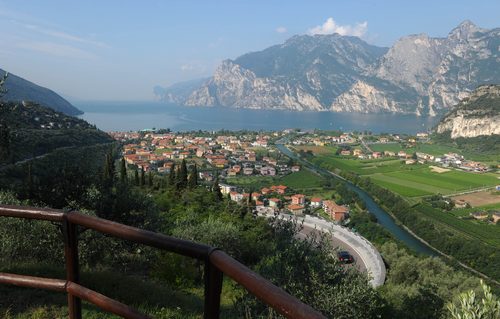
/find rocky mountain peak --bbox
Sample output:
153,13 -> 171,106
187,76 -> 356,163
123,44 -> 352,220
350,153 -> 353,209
157,21 -> 500,116
448,20 -> 484,41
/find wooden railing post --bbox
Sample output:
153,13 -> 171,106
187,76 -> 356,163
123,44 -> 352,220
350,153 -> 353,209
204,255 -> 223,319
63,212 -> 82,319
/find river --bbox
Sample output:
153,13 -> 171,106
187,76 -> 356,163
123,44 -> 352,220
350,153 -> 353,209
275,141 -> 437,256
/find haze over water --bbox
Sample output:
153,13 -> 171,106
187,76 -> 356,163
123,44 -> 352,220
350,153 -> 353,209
77,101 -> 440,134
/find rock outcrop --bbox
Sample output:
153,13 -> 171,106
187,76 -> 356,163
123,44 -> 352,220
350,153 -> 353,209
435,85 -> 500,138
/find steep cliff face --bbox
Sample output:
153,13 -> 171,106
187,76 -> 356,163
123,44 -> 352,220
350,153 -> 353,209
435,85 -> 500,138
334,21 -> 500,115
157,21 -> 500,115
184,60 -> 324,110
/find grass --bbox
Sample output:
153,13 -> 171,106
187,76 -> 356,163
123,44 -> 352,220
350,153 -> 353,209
370,168 -> 499,197
369,142 -> 463,156
414,204 -> 500,248
279,169 -> 325,189
293,145 -> 338,155
312,150 -> 499,197
0,262 -> 243,319
226,169 -> 325,191
295,144 -> 500,251
449,202 -> 500,218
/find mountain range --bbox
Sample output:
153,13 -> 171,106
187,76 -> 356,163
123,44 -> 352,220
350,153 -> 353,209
0,68 -> 82,116
156,21 -> 500,116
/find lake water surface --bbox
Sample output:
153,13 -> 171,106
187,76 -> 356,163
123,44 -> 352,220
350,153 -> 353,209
77,101 -> 441,134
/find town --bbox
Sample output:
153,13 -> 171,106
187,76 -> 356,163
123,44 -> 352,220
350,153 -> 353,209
109,129 -> 499,224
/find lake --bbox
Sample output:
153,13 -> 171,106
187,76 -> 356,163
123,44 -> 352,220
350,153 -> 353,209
76,101 -> 441,134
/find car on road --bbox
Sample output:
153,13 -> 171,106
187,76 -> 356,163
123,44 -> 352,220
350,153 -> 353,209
337,251 -> 354,264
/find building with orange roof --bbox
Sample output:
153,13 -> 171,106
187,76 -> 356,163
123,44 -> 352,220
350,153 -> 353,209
323,200 -> 349,222
291,194 -> 305,205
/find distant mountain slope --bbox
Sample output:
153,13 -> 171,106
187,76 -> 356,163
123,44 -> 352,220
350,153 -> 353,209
0,101 -> 111,164
157,21 -> 500,115
435,84 -> 500,138
0,68 -> 82,116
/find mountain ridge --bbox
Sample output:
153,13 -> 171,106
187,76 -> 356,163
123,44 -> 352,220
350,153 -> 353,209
156,21 -> 500,115
0,68 -> 82,116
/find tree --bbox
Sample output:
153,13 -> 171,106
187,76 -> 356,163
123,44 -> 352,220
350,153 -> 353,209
120,158 -> 127,183
0,72 -> 8,98
0,125 -> 10,161
134,169 -> 140,186
148,171 -> 153,187
212,174 -> 223,202
177,159 -> 188,189
25,162 -> 34,198
447,280 -> 500,319
187,164 -> 198,189
234,218 -> 383,318
140,167 -> 145,187
102,152 -> 115,189
168,162 -> 176,187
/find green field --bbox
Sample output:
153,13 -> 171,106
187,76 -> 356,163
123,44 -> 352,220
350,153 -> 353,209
370,168 -> 499,197
226,169 -> 325,190
313,152 -> 499,197
369,143 -> 463,156
313,155 -> 410,175
279,169 -> 325,189
415,203 -> 500,248
305,144 -> 500,252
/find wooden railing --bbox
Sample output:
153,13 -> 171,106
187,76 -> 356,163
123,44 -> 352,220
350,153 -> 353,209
0,205 -> 325,319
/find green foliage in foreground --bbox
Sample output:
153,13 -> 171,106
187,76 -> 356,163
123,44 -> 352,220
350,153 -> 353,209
447,280 -> 500,319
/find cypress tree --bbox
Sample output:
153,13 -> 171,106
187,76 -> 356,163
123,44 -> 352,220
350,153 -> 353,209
120,158 -> 127,183
177,159 -> 188,189
140,167 -> 145,187
188,164 -> 198,189
212,174 -> 223,201
168,162 -> 176,188
148,171 -> 153,187
134,169 -> 140,186
102,152 -> 115,188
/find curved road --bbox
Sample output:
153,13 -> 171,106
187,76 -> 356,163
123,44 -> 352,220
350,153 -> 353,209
259,211 -> 386,287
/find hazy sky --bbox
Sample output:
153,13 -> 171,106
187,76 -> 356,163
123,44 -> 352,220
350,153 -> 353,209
1,0 -> 499,101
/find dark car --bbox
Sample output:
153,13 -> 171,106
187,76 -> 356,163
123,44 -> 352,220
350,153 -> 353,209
337,251 -> 354,264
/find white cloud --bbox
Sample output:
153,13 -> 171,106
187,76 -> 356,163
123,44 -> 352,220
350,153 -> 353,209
276,26 -> 287,33
16,41 -> 97,60
308,17 -> 368,37
23,24 -> 109,48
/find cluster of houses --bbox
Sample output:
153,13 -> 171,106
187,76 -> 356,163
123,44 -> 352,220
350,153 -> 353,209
292,133 -> 355,146
221,183 -> 349,222
470,211 -> 500,224
114,131 -> 301,177
335,145 -> 490,172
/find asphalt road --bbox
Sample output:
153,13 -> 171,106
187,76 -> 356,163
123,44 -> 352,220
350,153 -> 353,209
298,224 -> 367,273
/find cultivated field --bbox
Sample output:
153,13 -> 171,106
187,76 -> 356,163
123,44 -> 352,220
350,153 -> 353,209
452,190 -> 500,207
226,169 -> 325,190
415,203 -> 500,248
313,152 -> 499,198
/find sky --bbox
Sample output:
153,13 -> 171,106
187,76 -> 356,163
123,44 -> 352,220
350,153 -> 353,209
0,0 -> 499,102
